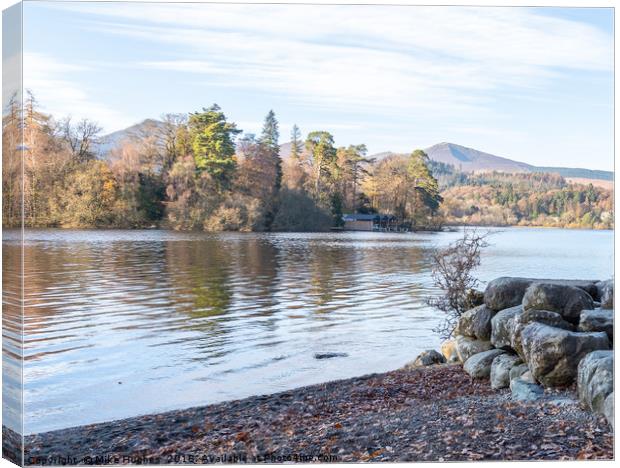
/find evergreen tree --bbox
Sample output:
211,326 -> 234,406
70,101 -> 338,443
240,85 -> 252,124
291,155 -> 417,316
259,110 -> 282,192
189,104 -> 241,190
290,124 -> 302,159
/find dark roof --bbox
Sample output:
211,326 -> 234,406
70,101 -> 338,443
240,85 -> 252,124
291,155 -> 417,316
343,214 -> 377,221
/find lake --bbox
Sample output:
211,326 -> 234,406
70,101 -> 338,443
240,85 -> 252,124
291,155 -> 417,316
2,227 -> 613,434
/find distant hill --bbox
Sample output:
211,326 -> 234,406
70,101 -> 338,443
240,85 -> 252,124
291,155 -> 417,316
374,142 -> 613,182
99,123 -> 612,183
95,119 -> 165,156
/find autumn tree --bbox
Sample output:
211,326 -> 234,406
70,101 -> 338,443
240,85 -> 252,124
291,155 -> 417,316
58,116 -> 102,163
305,131 -> 337,203
189,104 -> 241,190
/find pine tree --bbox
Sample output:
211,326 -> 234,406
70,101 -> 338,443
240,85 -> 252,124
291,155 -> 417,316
259,110 -> 282,192
189,104 -> 241,190
290,124 -> 302,160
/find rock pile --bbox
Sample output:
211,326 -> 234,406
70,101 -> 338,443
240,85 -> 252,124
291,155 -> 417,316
411,277 -> 614,430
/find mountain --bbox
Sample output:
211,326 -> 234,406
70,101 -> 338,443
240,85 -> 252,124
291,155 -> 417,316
379,142 -> 613,182
424,142 -> 533,173
99,122 -> 612,182
95,119 -> 166,156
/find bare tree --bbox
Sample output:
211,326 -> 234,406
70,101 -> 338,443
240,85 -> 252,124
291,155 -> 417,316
427,230 -> 490,339
59,117 -> 102,163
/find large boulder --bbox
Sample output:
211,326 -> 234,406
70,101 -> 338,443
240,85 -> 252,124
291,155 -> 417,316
491,305 -> 522,350
520,322 -> 610,387
484,277 -> 598,312
490,353 -> 522,389
455,336 -> 493,363
577,350 -> 613,414
604,393 -> 614,430
511,309 -> 575,359
597,280 -> 614,310
463,349 -> 506,379
440,339 -> 460,363
484,277 -> 533,311
578,309 -> 613,342
510,377 -> 544,401
405,350 -> 446,368
522,283 -> 594,323
454,305 -> 495,341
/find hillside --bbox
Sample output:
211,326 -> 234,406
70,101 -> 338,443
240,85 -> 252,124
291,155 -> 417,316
372,142 -> 613,182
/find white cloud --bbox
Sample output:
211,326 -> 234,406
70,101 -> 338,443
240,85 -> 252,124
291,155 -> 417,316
64,3 -> 610,122
23,52 -> 138,132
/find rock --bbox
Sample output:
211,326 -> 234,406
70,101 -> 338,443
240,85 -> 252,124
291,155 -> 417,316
464,288 -> 485,309
463,349 -> 506,379
484,277 -> 598,312
520,322 -> 610,387
491,305 -> 522,350
454,305 -> 495,341
510,377 -> 544,401
484,277 -> 533,311
511,309 -> 574,359
522,283 -> 594,323
604,392 -> 614,430
440,339 -> 460,363
455,336 -> 493,363
314,352 -> 348,359
490,353 -> 522,389
578,309 -> 613,342
521,371 -> 537,384
405,350 -> 446,368
597,280 -> 614,309
509,363 -> 529,382
577,350 -> 613,414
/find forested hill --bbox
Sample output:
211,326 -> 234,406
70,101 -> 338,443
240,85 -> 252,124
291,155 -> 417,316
369,142 -> 613,182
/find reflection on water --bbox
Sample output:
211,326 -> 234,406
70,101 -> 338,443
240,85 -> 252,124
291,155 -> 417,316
3,228 -> 612,434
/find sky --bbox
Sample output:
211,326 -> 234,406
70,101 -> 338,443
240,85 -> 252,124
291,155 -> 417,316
15,1 -> 615,170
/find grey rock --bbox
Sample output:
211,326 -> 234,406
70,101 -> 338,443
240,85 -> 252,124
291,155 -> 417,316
484,277 -> 598,312
314,352 -> 348,359
490,353 -> 523,389
405,349 -> 446,368
579,309 -> 613,342
577,350 -> 613,414
455,335 -> 493,363
521,371 -> 537,384
454,304 -> 495,341
510,378 -> 544,401
520,322 -> 609,387
604,392 -> 614,430
491,305 -> 522,350
509,363 -> 529,382
522,283 -> 594,323
440,339 -> 460,363
463,349 -> 506,379
484,277 -> 534,311
597,280 -> 614,310
511,309 -> 575,359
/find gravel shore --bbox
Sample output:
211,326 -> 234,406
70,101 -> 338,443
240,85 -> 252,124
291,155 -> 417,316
20,364 -> 613,464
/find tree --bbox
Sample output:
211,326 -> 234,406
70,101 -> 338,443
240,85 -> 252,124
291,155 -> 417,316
290,124 -> 302,159
305,131 -> 337,202
189,104 -> 241,190
259,110 -> 282,193
408,149 -> 443,218
58,116 -> 102,163
336,144 -> 373,211
427,230 -> 489,339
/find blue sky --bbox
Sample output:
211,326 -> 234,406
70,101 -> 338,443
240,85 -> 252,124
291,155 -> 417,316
18,2 -> 614,170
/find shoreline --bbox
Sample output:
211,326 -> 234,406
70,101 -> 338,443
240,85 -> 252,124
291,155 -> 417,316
15,364 -> 613,464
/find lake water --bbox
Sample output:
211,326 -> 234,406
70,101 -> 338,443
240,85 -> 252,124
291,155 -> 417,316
2,227 -> 613,434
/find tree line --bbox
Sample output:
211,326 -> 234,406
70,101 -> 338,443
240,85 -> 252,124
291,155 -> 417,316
2,93 -> 443,231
